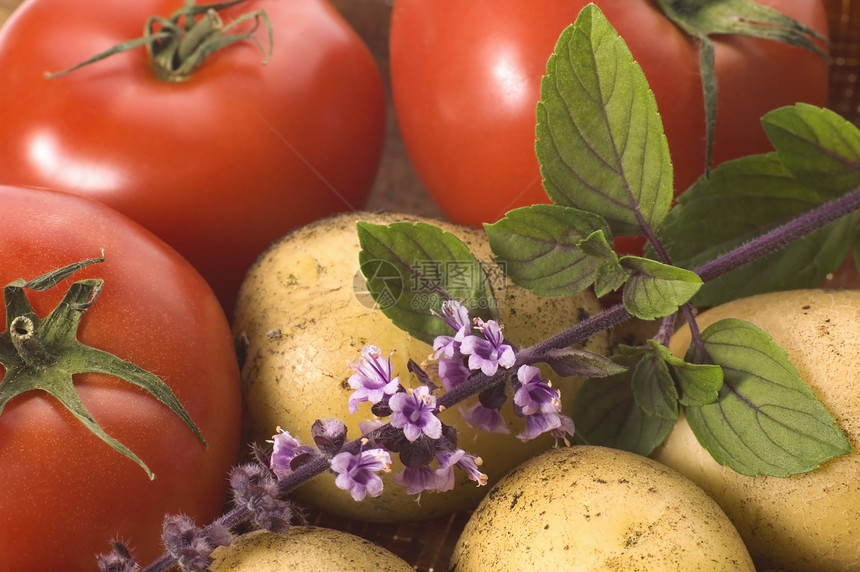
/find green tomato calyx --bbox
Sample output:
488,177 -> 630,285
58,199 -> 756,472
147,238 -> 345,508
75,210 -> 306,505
654,0 -> 828,180
0,252 -> 207,480
45,0 -> 273,82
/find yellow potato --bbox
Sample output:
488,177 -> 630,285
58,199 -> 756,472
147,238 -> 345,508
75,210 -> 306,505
653,289 -> 860,571
209,527 -> 412,571
233,211 -> 610,522
449,445 -> 755,571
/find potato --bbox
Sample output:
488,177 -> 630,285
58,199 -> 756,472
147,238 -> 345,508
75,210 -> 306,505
653,289 -> 860,571
233,211 -> 610,522
209,527 -> 412,571
449,445 -> 755,571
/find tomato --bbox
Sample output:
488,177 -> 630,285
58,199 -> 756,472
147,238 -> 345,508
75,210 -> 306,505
0,0 -> 386,316
389,0 -> 829,252
0,186 -> 242,570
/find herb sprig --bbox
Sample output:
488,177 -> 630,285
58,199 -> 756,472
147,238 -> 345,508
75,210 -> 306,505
98,3 -> 857,570
360,4 -> 853,474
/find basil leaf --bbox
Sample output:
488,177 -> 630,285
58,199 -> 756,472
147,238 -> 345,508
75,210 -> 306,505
855,232 -> 860,274
659,154 -> 855,307
763,103 -> 860,197
535,4 -> 673,237
630,346 -> 680,420
620,257 -> 702,320
572,362 -> 676,456
484,204 -> 611,297
357,221 -> 498,345
684,318 -> 851,477
650,341 -> 723,407
542,347 -> 627,379
577,230 -> 629,297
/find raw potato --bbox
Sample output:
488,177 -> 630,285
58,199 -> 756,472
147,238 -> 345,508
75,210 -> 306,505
653,289 -> 860,571
233,211 -> 610,522
449,445 -> 755,571
209,527 -> 412,571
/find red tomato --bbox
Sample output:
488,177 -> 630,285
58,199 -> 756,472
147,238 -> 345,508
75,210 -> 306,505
390,0 -> 829,252
0,186 -> 242,570
0,0 -> 386,315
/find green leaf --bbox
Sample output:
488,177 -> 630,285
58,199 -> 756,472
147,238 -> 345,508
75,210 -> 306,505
659,154 -> 856,307
484,204 -> 611,297
630,345 -> 679,420
620,257 -> 702,320
855,231 -> 860,274
577,230 -> 629,297
535,4 -> 673,237
357,221 -> 499,345
650,342 -> 723,407
542,347 -> 627,379
763,104 -> 860,197
572,363 -> 676,456
683,318 -> 851,477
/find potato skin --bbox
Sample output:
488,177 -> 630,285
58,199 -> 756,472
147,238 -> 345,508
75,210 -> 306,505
653,289 -> 860,571
449,445 -> 755,571
209,527 -> 412,571
233,211 -> 609,522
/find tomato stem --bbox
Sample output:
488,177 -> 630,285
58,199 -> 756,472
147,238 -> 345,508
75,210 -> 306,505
45,0 -> 273,82
0,256 -> 207,480
9,316 -> 53,369
653,0 -> 828,178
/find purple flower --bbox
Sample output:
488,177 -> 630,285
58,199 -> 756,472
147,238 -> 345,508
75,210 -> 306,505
517,412 -> 576,444
389,385 -> 442,442
270,427 -> 315,480
460,319 -> 515,376
392,465 -> 447,496
230,464 -> 292,533
550,414 -> 576,447
310,418 -> 348,456
347,345 -> 401,413
432,300 -> 471,359
96,542 -> 139,572
437,356 -> 470,391
358,419 -> 384,436
513,365 -> 561,415
510,365 -> 576,444
162,515 -> 231,571
434,299 -> 472,331
460,402 -> 510,434
436,448 -> 487,490
433,332 -> 464,360
330,446 -> 392,501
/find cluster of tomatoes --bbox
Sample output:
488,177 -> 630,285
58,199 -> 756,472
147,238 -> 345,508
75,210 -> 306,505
0,0 -> 828,569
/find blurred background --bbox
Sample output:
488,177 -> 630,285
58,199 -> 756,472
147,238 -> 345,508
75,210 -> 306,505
2,0 -> 860,222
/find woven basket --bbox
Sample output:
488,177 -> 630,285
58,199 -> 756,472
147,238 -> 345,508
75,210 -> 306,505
825,0 -> 860,123
1,1 -> 859,570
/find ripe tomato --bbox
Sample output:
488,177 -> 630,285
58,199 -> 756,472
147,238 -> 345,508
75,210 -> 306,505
390,0 -> 829,250
0,0 -> 386,315
0,186 -> 242,570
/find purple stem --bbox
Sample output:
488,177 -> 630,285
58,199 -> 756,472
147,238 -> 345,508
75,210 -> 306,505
138,185 -> 860,572
695,186 -> 860,282
520,185 -> 860,359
